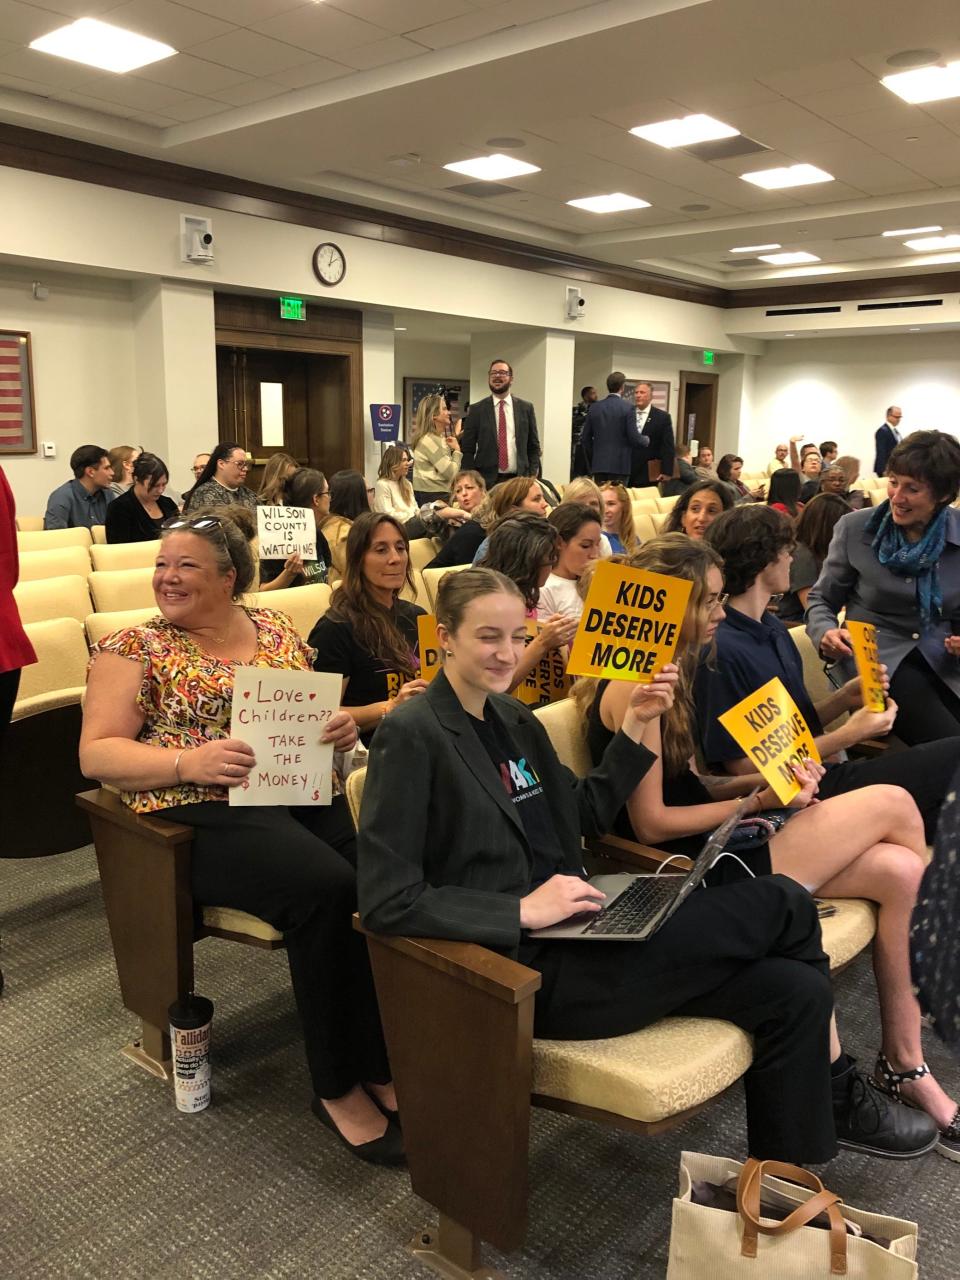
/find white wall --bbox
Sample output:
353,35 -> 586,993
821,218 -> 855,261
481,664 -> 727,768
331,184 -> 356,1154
0,267 -> 137,517
747,332 -> 960,474
393,338 -> 470,412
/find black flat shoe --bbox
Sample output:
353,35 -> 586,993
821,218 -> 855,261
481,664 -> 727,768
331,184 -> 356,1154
311,1096 -> 405,1167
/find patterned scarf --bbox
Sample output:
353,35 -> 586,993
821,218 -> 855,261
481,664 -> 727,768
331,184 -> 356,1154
865,498 -> 947,627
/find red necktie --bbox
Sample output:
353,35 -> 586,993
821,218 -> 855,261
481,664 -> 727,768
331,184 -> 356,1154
497,399 -> 508,473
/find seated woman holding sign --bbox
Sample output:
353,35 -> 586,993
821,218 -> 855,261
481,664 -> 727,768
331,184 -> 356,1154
478,512 -> 579,694
259,467 -> 333,589
358,566 -> 933,1164
575,532 -> 959,1157
80,508 -> 401,1166
309,512 -> 427,745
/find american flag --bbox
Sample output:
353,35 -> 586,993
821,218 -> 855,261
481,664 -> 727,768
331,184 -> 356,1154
0,336 -> 27,449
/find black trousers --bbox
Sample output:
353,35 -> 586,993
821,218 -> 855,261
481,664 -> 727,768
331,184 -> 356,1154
525,875 -> 836,1164
171,799 -> 389,1099
817,736 -> 960,841
0,667 -> 21,746
592,472 -> 629,486
888,648 -> 960,745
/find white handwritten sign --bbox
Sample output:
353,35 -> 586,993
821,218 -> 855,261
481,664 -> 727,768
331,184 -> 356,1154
229,668 -> 340,806
256,506 -> 316,561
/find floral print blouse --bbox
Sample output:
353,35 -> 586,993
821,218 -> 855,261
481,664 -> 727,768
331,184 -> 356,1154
91,608 -> 314,814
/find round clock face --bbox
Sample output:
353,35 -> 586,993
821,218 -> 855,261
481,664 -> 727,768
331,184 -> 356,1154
312,242 -> 346,287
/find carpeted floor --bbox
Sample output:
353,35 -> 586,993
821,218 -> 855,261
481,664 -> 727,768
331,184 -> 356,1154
2,847 -> 959,1278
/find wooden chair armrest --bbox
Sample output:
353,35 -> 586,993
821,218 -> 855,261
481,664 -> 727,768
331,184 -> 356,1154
353,917 -> 540,1004
77,787 -> 193,844
585,833 -> 692,873
848,737 -> 889,758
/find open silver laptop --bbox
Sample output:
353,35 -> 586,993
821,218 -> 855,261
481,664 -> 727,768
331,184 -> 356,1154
528,793 -> 757,942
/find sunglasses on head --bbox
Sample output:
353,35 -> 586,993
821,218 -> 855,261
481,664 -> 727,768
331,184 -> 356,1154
162,516 -> 224,534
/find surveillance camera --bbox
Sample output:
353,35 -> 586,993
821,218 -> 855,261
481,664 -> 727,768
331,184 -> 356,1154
565,285 -> 585,320
188,230 -> 215,262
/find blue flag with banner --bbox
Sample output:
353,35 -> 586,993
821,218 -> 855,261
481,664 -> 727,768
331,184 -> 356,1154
370,403 -> 401,442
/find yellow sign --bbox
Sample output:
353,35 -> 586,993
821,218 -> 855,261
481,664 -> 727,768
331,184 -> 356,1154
718,676 -> 821,804
417,614 -> 442,684
513,620 -> 573,707
846,620 -> 886,713
566,561 -> 691,683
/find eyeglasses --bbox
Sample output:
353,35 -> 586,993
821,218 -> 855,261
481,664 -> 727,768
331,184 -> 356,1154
706,592 -> 729,609
162,516 -> 224,534
232,459 -> 250,470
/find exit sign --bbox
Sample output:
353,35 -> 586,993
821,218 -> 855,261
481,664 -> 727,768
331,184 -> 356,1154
280,296 -> 306,321
702,349 -> 715,366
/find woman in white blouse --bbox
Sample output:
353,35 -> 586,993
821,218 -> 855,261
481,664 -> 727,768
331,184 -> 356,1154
373,446 -> 419,522
536,502 -> 602,622
411,393 -> 461,504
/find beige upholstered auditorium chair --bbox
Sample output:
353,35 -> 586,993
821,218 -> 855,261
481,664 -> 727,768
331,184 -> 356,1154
18,545 -> 92,582
87,567 -> 156,612
17,526 -> 92,551
633,512 -> 658,542
9,618 -> 92,854
90,524 -> 107,544
408,537 -> 441,575
13,574 -> 92,626
421,564 -> 467,612
14,514 -> 43,532
632,496 -> 659,516
650,511 -> 669,532
85,608 -> 157,647
346,694 -> 878,1276
89,540 -> 161,572
400,569 -> 427,609
244,582 -> 331,643
654,493 -> 680,513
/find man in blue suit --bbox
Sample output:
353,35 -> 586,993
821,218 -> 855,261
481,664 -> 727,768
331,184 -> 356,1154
579,371 -> 645,484
874,405 -> 902,476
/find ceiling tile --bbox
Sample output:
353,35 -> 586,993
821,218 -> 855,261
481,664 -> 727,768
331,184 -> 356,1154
129,111 -> 179,127
325,0 -> 475,35
55,89 -> 146,118
101,0 -> 235,49
0,37 -> 19,60
756,59 -> 877,98
796,82 -> 900,119
173,0 -> 309,22
592,99 -> 689,131
0,48 -> 114,91
675,79 -> 783,114
210,76 -> 290,105
335,35 -> 430,70
409,8 -> 516,49
189,28 -> 317,74
833,104 -> 923,141
0,0 -> 71,44
266,56 -> 353,88
250,4 -> 390,55
133,54 -> 251,94
25,0 -> 137,13
0,71 -> 57,96
72,75 -> 200,111
153,92 -> 231,121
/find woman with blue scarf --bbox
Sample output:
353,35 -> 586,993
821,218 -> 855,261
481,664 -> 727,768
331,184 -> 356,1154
807,429 -> 960,745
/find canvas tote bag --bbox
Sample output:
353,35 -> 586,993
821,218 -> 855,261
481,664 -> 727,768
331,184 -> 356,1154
666,1151 -> 918,1278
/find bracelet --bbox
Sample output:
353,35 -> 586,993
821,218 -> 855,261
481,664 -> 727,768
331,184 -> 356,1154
174,750 -> 185,783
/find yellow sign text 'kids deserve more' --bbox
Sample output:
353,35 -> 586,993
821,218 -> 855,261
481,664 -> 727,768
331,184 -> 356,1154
718,676 -> 821,804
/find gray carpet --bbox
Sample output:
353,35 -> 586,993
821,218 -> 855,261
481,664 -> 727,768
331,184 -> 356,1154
2,848 -> 959,1279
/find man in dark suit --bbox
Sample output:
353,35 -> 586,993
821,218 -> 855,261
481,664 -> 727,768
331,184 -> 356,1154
580,371 -> 646,483
460,359 -> 541,490
628,380 -> 675,488
874,405 -> 903,476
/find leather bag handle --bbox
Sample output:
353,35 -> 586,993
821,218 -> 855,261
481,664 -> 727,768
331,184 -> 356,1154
737,1158 -> 848,1275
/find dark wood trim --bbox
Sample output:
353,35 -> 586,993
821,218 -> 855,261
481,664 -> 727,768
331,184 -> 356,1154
5,123 -> 958,313
727,272 -> 960,309
0,123 -> 725,307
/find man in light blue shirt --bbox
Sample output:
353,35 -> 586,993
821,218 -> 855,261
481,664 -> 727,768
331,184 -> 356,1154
44,445 -> 116,530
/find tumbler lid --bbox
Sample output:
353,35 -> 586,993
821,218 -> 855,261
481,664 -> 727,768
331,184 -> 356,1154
168,994 -> 214,1029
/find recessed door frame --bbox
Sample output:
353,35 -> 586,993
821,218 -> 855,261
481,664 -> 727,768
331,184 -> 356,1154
677,369 -> 719,452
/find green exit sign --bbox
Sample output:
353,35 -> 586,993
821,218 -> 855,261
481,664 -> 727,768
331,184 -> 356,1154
702,349 -> 715,366
279,296 -> 306,321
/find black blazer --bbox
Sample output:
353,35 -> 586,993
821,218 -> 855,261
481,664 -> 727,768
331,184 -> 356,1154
357,670 -> 655,951
628,406 -> 675,487
874,424 -> 898,476
580,394 -> 645,477
104,487 -> 178,543
460,395 -> 541,489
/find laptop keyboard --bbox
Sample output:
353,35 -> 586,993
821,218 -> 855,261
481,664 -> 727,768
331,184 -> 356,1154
583,876 -> 679,936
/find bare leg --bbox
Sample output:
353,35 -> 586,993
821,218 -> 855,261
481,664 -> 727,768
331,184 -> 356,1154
770,787 -> 956,1128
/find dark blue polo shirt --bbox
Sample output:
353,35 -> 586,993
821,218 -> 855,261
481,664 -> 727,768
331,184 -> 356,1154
694,605 -> 823,766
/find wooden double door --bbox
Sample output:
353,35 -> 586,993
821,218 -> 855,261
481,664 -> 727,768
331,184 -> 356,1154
216,346 -> 358,491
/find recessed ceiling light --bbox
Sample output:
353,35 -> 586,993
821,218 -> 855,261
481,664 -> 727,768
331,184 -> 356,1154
29,17 -> 175,73
394,327 -> 407,332
629,114 -> 739,148
882,225 -> 942,236
485,136 -> 525,149
729,243 -> 781,252
443,154 -> 540,181
909,327 -> 921,331
882,60 -> 960,103
758,251 -> 821,264
566,192 -> 651,213
741,164 -> 834,189
905,234 -> 960,250
784,333 -> 795,337
886,48 -> 941,69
